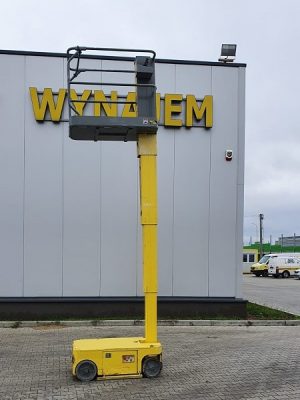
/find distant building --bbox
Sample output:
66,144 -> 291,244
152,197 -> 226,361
242,249 -> 258,273
276,235 -> 300,247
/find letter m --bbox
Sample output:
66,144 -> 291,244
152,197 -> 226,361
186,95 -> 213,128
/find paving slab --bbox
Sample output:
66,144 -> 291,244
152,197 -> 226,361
0,325 -> 300,399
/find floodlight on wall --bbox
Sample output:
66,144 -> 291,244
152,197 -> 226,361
218,44 -> 237,63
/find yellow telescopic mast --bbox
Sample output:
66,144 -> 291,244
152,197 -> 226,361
137,134 -> 158,343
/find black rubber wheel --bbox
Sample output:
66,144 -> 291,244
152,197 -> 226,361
282,270 -> 290,279
262,270 -> 268,277
142,357 -> 162,378
254,273 -> 260,277
75,360 -> 97,382
273,274 -> 279,278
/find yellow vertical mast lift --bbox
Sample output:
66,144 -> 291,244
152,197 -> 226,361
67,47 -> 162,381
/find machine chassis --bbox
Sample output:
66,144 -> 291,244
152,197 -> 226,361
72,337 -> 162,381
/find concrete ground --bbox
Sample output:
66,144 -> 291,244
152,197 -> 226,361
243,274 -> 300,316
0,325 -> 300,400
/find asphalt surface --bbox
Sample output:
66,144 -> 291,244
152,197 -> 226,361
0,324 -> 300,400
243,274 -> 300,316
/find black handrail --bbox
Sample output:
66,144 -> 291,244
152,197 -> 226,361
66,46 -> 156,116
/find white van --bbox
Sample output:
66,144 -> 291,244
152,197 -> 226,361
268,255 -> 300,278
251,253 -> 300,277
251,253 -> 279,276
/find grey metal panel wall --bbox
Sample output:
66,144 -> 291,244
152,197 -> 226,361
235,67 -> 246,298
100,60 -> 139,296
100,141 -> 139,296
0,55 -> 25,296
23,57 -> 64,296
62,127 -> 101,296
173,65 -> 211,296
0,54 -> 245,299
208,67 -> 239,296
62,57 -> 103,296
153,63 -> 176,297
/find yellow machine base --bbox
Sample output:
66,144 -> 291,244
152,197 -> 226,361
97,374 -> 142,381
72,337 -> 162,381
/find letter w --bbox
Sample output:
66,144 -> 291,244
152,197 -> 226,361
29,87 -> 66,121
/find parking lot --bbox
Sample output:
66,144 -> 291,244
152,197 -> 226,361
243,274 -> 300,316
0,324 -> 300,400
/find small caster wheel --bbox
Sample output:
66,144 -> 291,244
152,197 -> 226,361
142,357 -> 162,378
76,360 -> 97,382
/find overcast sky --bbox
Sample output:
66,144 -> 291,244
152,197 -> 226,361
1,0 -> 300,244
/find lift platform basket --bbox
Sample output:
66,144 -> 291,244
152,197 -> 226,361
67,47 -> 158,142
